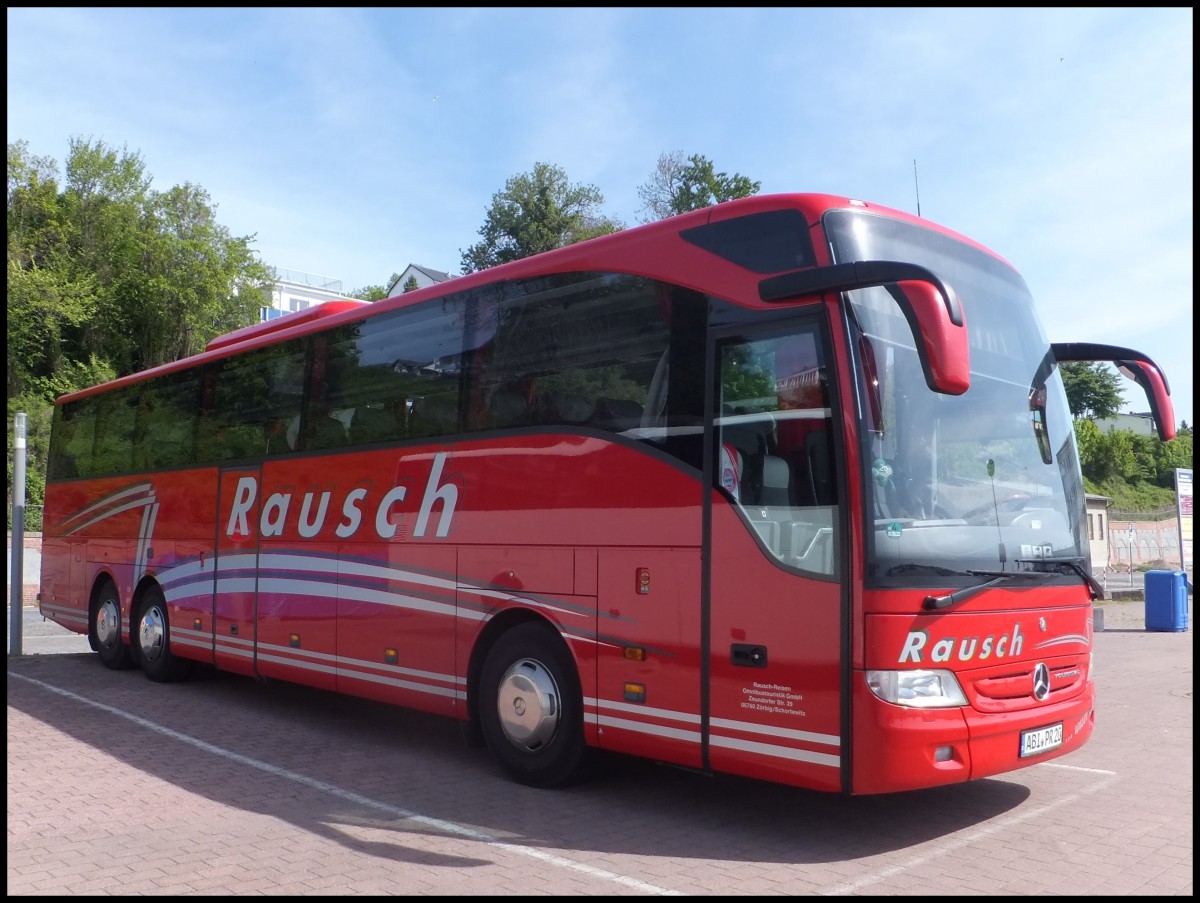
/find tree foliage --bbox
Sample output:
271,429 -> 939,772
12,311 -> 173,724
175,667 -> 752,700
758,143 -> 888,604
1075,418 -> 1192,509
7,137 -> 273,526
8,136 -> 1189,530
1060,361 -> 1124,420
636,151 -> 761,223
350,272 -> 402,302
402,274 -> 420,292
459,162 -> 623,274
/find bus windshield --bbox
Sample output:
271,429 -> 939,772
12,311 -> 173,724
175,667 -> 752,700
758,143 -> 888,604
826,210 -> 1086,584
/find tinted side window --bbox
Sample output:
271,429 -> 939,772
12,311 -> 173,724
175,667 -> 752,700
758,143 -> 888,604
91,388 -> 138,476
49,397 -> 98,480
133,371 -> 201,470
199,341 -> 305,461
318,296 -> 466,448
464,273 -> 669,437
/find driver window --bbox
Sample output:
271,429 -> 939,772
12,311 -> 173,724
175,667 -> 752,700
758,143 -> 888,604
716,326 -> 838,577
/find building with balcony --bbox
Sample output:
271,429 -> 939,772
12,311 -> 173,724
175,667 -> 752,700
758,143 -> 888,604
260,268 -> 359,322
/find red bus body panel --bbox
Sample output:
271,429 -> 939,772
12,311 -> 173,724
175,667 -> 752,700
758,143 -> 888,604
39,193 -> 1113,796
853,591 -> 1095,794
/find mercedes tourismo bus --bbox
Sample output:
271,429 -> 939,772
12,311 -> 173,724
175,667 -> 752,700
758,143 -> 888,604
39,193 -> 1177,794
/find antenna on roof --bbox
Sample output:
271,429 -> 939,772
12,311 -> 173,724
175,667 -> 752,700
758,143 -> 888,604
913,158 -> 922,217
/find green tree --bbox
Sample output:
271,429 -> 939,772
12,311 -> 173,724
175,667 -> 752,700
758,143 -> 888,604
1060,361 -> 1124,420
402,274 -> 420,293
8,137 -> 271,381
8,137 -> 273,523
636,151 -> 761,223
351,272 -> 402,301
1150,429 -> 1193,487
7,140 -> 63,271
120,181 -> 270,370
459,162 -> 623,274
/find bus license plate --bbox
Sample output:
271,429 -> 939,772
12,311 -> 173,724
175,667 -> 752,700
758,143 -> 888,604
1019,722 -> 1063,758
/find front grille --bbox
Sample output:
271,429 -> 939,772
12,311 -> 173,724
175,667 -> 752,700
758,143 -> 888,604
967,655 -> 1087,712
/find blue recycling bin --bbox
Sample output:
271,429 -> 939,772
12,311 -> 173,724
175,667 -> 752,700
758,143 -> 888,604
1144,570 -> 1189,632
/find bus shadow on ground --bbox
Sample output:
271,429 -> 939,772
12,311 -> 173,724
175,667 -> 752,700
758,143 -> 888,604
8,654 -> 1034,868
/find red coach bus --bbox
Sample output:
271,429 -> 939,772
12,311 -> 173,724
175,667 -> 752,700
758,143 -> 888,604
39,193 -> 1176,794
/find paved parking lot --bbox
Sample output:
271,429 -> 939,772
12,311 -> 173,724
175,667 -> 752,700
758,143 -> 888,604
7,599 -> 1192,896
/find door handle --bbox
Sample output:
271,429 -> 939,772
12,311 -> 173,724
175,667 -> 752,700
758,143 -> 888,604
731,643 -> 768,668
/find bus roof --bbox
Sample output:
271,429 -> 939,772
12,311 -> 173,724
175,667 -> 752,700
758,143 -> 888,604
54,192 -> 1007,405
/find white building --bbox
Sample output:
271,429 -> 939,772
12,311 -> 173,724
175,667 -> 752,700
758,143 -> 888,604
1096,411 -> 1156,437
386,264 -> 454,297
261,268 -> 360,322
1085,493 -> 1111,571
260,264 -> 455,323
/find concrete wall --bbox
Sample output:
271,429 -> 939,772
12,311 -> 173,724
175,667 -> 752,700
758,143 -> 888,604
1106,518 -> 1191,571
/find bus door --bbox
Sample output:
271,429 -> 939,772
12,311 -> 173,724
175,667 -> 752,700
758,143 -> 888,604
704,319 -> 847,792
213,465 -> 262,677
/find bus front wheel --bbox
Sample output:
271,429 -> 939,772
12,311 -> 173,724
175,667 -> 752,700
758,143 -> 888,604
480,622 -> 590,788
135,586 -> 194,683
91,580 -> 133,670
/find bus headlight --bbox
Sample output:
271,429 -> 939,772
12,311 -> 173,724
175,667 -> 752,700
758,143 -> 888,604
866,669 -> 968,708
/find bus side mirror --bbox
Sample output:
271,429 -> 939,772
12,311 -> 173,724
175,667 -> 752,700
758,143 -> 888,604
1051,342 -> 1176,442
758,261 -> 970,397
893,280 -> 970,397
1121,360 -> 1175,441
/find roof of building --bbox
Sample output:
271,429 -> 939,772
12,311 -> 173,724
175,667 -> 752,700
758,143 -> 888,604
387,264 -> 454,295
410,264 -> 453,283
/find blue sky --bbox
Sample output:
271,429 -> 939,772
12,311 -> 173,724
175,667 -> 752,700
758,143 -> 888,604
7,8 -> 1193,428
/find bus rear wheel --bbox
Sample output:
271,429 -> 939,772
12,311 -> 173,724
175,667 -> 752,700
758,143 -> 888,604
135,587 -> 193,683
480,622 -> 591,788
91,580 -> 133,670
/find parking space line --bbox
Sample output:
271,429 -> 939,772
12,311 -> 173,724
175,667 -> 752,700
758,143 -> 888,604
821,770 -> 1119,895
8,669 -> 683,896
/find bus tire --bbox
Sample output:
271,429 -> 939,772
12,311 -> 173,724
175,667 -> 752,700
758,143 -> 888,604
91,580 -> 133,670
480,622 -> 590,788
135,586 -> 194,684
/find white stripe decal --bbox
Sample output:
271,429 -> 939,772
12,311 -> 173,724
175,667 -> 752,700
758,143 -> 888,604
596,715 -> 701,744
65,494 -> 158,536
592,697 -> 702,725
335,668 -> 463,700
1033,634 -> 1089,649
708,716 -> 839,747
708,733 -> 841,768
60,482 -> 154,528
133,500 -> 160,583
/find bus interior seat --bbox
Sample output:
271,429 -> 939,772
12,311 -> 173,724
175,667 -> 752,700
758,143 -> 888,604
759,455 -> 792,508
488,386 -> 532,428
722,424 -> 769,504
590,396 -> 644,431
546,391 -> 594,425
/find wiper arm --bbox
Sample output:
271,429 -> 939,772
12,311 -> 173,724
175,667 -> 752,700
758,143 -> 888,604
1016,557 -> 1106,601
886,563 -> 968,577
923,571 -> 1044,611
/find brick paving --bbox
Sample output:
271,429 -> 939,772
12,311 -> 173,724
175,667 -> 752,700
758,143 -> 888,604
7,597 -> 1192,896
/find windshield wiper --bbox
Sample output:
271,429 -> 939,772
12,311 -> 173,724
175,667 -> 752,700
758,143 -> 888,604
886,563 -> 967,578
923,571 -> 1045,611
1016,556 -> 1106,601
